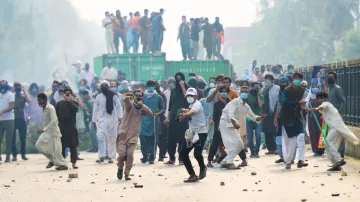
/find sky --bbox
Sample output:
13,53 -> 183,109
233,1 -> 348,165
68,0 -> 258,60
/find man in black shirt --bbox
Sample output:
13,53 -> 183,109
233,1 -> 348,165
12,82 -> 31,161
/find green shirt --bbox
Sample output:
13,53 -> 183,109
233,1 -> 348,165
247,94 -> 263,116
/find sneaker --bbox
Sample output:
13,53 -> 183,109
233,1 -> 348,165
199,168 -> 207,180
117,168 -> 123,180
183,175 -> 199,183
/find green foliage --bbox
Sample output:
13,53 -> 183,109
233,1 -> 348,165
246,0 -> 359,66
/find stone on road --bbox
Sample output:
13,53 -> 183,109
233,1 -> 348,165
0,151 -> 359,202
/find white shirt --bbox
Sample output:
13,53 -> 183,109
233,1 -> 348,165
100,67 -> 118,80
249,74 -> 259,82
164,89 -> 171,117
92,93 -> 123,125
189,100 -> 207,133
0,91 -> 15,121
102,17 -> 113,29
318,102 -> 343,128
80,70 -> 96,84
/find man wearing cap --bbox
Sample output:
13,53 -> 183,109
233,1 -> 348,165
100,61 -> 118,81
178,88 -> 208,183
93,81 -> 123,164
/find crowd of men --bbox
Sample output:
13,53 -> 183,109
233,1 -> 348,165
102,9 -> 225,61
102,8 -> 165,54
0,60 -> 359,182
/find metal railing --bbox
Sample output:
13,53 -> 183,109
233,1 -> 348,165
296,60 -> 360,127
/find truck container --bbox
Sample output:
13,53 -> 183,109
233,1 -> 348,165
94,53 -> 166,82
165,60 -> 233,82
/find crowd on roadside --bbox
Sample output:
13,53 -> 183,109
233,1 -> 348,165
1,59 -> 358,182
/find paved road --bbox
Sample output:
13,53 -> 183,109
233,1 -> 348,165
1,150 -> 360,202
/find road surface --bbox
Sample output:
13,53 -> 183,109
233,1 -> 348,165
1,150 -> 360,202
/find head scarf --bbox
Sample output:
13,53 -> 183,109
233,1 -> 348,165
101,80 -> 115,115
174,72 -> 187,92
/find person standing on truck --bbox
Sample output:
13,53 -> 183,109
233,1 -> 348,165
112,10 -> 127,54
130,11 -> 141,53
191,18 -> 201,60
102,11 -> 115,54
203,18 -> 213,60
212,17 -> 224,59
177,16 -> 191,61
140,9 -> 151,53
100,61 -> 118,81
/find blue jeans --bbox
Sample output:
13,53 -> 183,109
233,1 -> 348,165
132,28 -> 140,53
140,135 -> 156,162
246,120 -> 262,155
152,33 -> 161,52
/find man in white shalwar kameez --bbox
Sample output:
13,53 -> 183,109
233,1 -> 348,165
309,91 -> 359,171
35,93 -> 68,170
93,81 -> 123,163
219,96 -> 263,168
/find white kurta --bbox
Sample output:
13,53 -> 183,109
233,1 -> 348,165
92,93 -> 123,160
35,104 -> 67,167
219,98 -> 260,165
100,67 -> 118,80
318,102 -> 359,165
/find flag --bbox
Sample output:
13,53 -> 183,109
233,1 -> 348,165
318,116 -> 328,149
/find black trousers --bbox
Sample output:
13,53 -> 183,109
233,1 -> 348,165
158,116 -> 168,158
168,137 -> 183,162
265,132 -> 277,151
208,129 -> 222,162
12,119 -> 27,157
62,146 -> 77,164
180,133 -> 207,176
238,149 -> 247,161
205,46 -> 212,59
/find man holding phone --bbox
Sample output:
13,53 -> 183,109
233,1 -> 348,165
55,87 -> 80,169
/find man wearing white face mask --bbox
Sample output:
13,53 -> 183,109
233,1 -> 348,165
179,88 -> 207,183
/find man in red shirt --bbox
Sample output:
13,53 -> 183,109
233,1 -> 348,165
130,11 -> 141,53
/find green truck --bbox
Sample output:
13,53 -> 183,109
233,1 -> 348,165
94,53 -> 233,82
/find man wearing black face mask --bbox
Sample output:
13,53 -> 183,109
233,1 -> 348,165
12,82 -> 31,161
164,72 -> 189,165
327,71 -> 346,158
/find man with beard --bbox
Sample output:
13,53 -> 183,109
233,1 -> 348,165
35,93 -> 68,170
164,72 -> 189,165
117,90 -> 152,180
0,80 -> 15,163
276,73 -> 308,169
261,74 -> 280,155
56,87 -> 80,169
12,82 -> 31,161
92,81 -> 123,164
